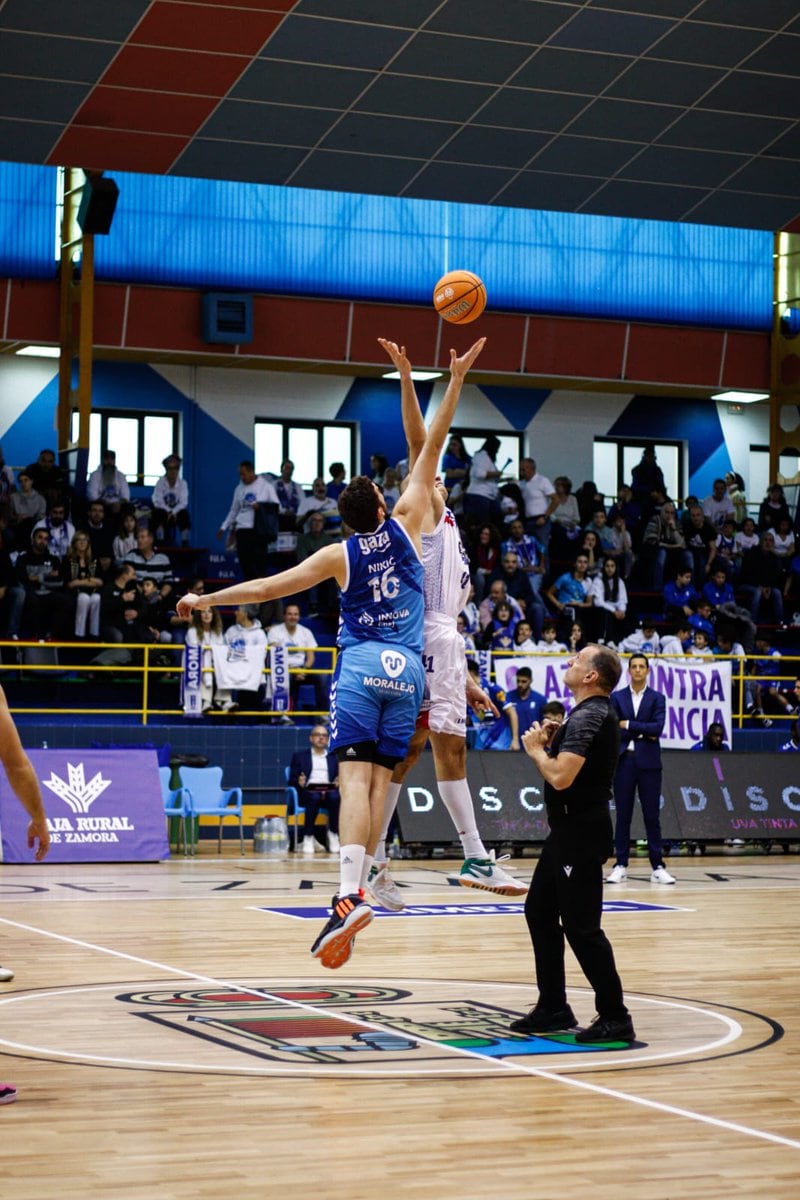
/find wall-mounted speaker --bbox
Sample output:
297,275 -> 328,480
76,176 -> 119,236
201,293 -> 253,344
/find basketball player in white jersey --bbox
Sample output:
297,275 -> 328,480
366,341 -> 527,907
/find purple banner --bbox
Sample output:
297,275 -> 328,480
0,750 -> 170,863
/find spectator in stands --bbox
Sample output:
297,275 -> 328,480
584,508 -> 616,557
151,454 -> 191,546
545,554 -> 593,625
702,478 -> 735,530
608,513 -> 634,580
617,620 -> 661,656
289,725 -> 341,854
738,532 -> 785,625
489,549 -> 545,635
502,518 -> 547,592
518,457 -> 556,541
577,529 -> 602,579
536,621 -> 568,653
167,574 -> 206,645
296,477 -> 339,533
688,628 -> 713,657
380,467 -> 401,515
112,511 -> 138,566
779,718 -> 800,752
608,485 -> 642,547
124,527 -> 173,589
714,631 -> 754,715
688,598 -> 715,643
185,608 -> 233,713
296,511 -> 340,617
95,562 -> 149,662
13,527 -> 71,641
499,480 -> 525,530
61,531 -> 103,640
749,635 -> 793,726
549,476 -> 581,558
630,446 -> 666,511
458,613 -> 478,657
7,470 -> 45,552
692,722 -> 730,751
681,505 -> 718,587
85,500 -> 114,574
468,523 -> 502,602
218,460 -> 278,581
326,461 -> 347,502
87,450 -> 130,516
725,471 -> 748,527
734,516 -> 759,564
464,435 -> 503,525
485,598 -> 519,652
460,584 -> 481,639
223,604 -> 268,714
758,483 -> 791,533
513,619 -> 537,654
139,577 -> 173,644
714,517 -> 738,579
32,500 -> 75,560
772,516 -> 795,562
24,448 -> 70,510
567,620 -> 587,653
643,501 -> 688,590
575,480 -> 604,529
442,435 -> 471,513
702,567 -> 735,612
503,665 -> 546,751
478,579 -> 523,634
589,555 -> 628,646
663,567 -> 698,623
266,603 -> 328,718
659,623 -> 691,657
369,454 -> 388,488
273,459 -> 305,525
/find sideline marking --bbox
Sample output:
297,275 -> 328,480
0,915 -> 797,1152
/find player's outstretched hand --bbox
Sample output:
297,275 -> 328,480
176,592 -> 202,620
449,338 -> 486,379
377,339 -> 412,377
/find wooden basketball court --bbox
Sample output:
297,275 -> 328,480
1,847 -> 798,1199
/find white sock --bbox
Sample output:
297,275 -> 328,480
359,854 -> 375,890
374,782 -> 401,862
437,779 -> 487,859
339,845 -> 365,897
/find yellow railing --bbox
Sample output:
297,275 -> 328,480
0,640 -> 339,725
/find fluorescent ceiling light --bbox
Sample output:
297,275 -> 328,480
382,370 -> 442,381
15,345 -> 60,358
711,390 -> 769,405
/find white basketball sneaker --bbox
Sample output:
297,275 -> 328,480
605,865 -> 628,884
651,865 -> 676,884
0,966 -> 14,983
366,863 -> 405,911
454,851 -> 528,896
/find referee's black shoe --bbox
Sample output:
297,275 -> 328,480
574,1014 -> 636,1044
509,1003 -> 577,1035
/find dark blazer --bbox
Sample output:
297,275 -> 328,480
611,686 -> 665,770
289,749 -> 338,790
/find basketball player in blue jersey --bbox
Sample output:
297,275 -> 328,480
177,336 -> 486,968
365,341 -> 527,912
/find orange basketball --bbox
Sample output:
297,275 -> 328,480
433,270 -> 487,324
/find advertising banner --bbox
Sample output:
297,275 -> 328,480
0,749 -> 170,863
493,654 -> 732,750
397,751 -> 800,845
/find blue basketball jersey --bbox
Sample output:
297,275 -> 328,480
338,518 -> 424,654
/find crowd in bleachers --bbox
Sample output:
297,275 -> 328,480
1,442 -> 799,725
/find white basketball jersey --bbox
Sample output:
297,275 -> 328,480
421,507 -> 471,621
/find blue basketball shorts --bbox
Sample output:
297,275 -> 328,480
329,641 -> 424,762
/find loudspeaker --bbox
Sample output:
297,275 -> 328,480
201,293 -> 253,344
77,176 -> 119,236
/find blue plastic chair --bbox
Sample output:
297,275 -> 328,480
178,765 -> 244,854
284,765 -> 333,851
159,766 -> 192,857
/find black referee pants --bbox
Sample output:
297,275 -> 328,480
524,841 -> 628,1020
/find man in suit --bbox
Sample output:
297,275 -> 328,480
288,725 -> 340,855
606,653 -> 676,885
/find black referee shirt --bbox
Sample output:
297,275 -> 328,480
544,694 -> 620,863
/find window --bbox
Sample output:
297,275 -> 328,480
593,438 -> 683,505
70,410 -> 179,486
254,419 -> 356,488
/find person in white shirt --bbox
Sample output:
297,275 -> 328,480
267,603 -> 328,717
218,460 -> 279,580
151,455 -> 190,546
221,604 -> 268,710
296,478 -> 340,532
464,434 -> 503,525
688,629 -> 714,657
512,620 -> 538,654
185,608 -> 234,712
86,450 -> 130,516
589,556 -> 628,647
617,623 -> 661,655
658,624 -> 690,658
536,622 -> 568,653
518,457 -> 556,541
702,478 -> 735,531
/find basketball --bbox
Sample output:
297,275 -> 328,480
433,270 -> 487,324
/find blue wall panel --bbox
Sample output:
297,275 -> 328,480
0,162 -> 55,278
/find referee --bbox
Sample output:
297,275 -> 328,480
512,644 -> 635,1044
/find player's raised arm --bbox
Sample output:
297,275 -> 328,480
176,543 -> 346,619
394,338 -> 485,540
378,339 -> 426,474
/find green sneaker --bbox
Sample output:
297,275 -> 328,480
452,851 -> 528,896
